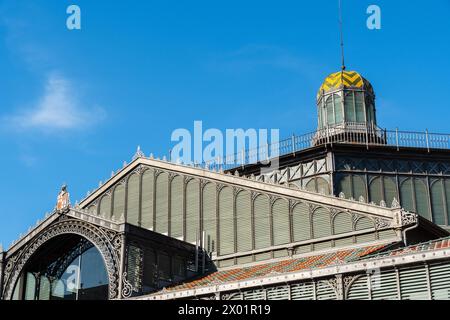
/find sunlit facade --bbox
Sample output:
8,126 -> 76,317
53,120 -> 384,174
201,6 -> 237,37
2,70 -> 450,300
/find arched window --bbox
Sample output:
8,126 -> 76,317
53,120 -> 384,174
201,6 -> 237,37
400,178 -> 414,212
236,191 -> 252,252
219,187 -> 234,255
312,207 -> 331,239
141,169 -> 154,229
155,172 -> 169,235
431,180 -> 446,225
317,177 -> 330,195
384,177 -> 397,207
414,178 -> 430,220
344,91 -> 356,122
272,199 -> 290,245
369,177 -> 382,205
326,96 -> 335,125
99,195 -> 111,219
127,174 -> 140,226
185,179 -> 200,243
355,92 -> 365,122
333,94 -> 343,124
333,212 -> 353,235
292,202 -> 311,242
202,183 -> 217,252
254,195 -> 271,250
170,175 -> 183,239
113,184 -> 125,221
353,175 -> 366,201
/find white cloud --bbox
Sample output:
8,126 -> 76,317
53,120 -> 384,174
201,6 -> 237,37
4,73 -> 105,131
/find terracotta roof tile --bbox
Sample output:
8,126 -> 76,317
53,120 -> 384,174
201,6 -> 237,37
164,244 -> 387,292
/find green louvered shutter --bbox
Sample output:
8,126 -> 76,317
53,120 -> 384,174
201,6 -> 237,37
316,280 -> 337,300
243,289 -> 265,300
155,172 -> 169,235
267,286 -> 289,300
25,273 -> 36,300
202,183 -> 217,252
219,187 -> 234,255
38,277 -> 51,300
236,191 -> 252,252
352,175 -> 366,201
431,181 -> 446,225
371,269 -> 399,300
317,177 -> 330,195
429,262 -> 450,300
333,212 -> 353,235
312,207 -> 331,239
186,179 -> 200,244
292,202 -> 311,242
127,174 -> 140,226
414,178 -> 431,220
305,179 -> 316,193
400,179 -> 414,212
113,184 -> 125,221
384,177 -> 398,207
347,275 -> 370,300
338,175 -> 352,199
170,176 -> 183,239
355,217 -> 375,243
445,180 -> 450,225
272,199 -> 290,246
141,169 -> 154,230
399,266 -> 429,300
369,177 -> 382,205
254,195 -> 271,250
99,195 -> 111,219
291,282 -> 315,300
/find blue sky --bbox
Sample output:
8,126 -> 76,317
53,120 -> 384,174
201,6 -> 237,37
0,0 -> 449,248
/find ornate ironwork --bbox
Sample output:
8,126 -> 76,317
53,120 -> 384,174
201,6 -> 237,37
2,216 -> 122,300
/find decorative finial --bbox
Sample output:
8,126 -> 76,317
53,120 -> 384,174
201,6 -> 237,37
123,161 -> 128,168
56,184 -> 71,211
133,145 -> 145,160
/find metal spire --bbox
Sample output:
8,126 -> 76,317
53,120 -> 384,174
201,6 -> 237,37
338,0 -> 346,71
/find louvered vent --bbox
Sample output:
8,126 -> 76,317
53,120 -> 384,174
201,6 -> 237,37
291,282 -> 315,300
155,172 -> 169,234
170,176 -> 183,239
254,195 -> 271,250
219,187 -> 234,255
202,183 -> 217,253
141,169 -> 154,229
236,190 -> 252,252
127,174 -> 140,225
272,199 -> 290,246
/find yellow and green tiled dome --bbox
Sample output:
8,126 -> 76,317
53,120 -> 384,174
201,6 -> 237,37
317,70 -> 374,99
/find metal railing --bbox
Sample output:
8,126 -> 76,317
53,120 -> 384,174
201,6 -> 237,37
188,126 -> 450,172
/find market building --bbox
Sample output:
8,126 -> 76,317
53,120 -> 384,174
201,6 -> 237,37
2,70 -> 450,300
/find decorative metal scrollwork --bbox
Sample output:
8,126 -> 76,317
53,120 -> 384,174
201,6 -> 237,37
2,215 -> 122,300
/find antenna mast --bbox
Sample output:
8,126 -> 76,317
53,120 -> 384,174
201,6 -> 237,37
338,0 -> 346,71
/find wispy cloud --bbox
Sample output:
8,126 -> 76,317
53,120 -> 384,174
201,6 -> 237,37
3,73 -> 106,131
